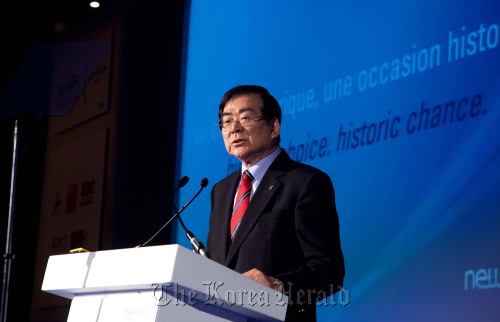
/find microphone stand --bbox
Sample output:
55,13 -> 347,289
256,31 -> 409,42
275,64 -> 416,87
135,176 -> 189,248
137,178 -> 208,255
1,120 -> 19,322
173,202 -> 207,257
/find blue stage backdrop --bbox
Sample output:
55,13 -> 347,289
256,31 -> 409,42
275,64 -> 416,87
173,1 -> 499,320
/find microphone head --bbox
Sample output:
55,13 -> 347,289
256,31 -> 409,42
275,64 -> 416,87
178,176 -> 190,189
200,178 -> 209,187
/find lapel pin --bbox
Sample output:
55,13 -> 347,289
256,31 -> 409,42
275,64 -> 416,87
269,185 -> 275,190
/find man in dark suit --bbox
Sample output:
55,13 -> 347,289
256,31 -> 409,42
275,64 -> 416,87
206,85 -> 344,321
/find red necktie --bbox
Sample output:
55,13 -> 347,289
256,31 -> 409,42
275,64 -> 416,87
230,170 -> 253,240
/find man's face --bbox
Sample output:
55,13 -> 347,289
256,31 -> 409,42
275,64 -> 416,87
221,93 -> 280,167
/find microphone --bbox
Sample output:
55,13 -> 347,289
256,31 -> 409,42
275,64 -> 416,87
136,176 -> 189,248
175,176 -> 190,192
175,178 -> 209,257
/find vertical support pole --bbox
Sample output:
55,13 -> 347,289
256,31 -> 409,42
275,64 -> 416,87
1,119 -> 19,322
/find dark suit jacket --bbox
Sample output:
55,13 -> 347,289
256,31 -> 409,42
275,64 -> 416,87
206,150 -> 345,321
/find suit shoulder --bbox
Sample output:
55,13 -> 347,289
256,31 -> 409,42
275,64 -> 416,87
212,170 -> 240,190
275,150 -> 331,178
282,157 -> 331,178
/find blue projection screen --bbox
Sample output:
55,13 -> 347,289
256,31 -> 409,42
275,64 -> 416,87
174,1 -> 499,320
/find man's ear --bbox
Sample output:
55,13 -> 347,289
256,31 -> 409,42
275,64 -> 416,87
271,117 -> 280,139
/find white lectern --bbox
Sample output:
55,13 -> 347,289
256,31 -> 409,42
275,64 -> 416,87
42,244 -> 287,321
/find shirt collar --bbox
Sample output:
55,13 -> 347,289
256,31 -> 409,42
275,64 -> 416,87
241,146 -> 281,194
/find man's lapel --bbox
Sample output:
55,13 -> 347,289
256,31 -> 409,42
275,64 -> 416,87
213,172 -> 239,262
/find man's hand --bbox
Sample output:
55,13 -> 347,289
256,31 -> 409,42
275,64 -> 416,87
243,268 -> 284,293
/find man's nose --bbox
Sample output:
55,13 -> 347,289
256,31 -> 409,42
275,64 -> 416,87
230,121 -> 243,132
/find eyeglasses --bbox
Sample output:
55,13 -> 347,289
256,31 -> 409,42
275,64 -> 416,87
217,114 -> 269,131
